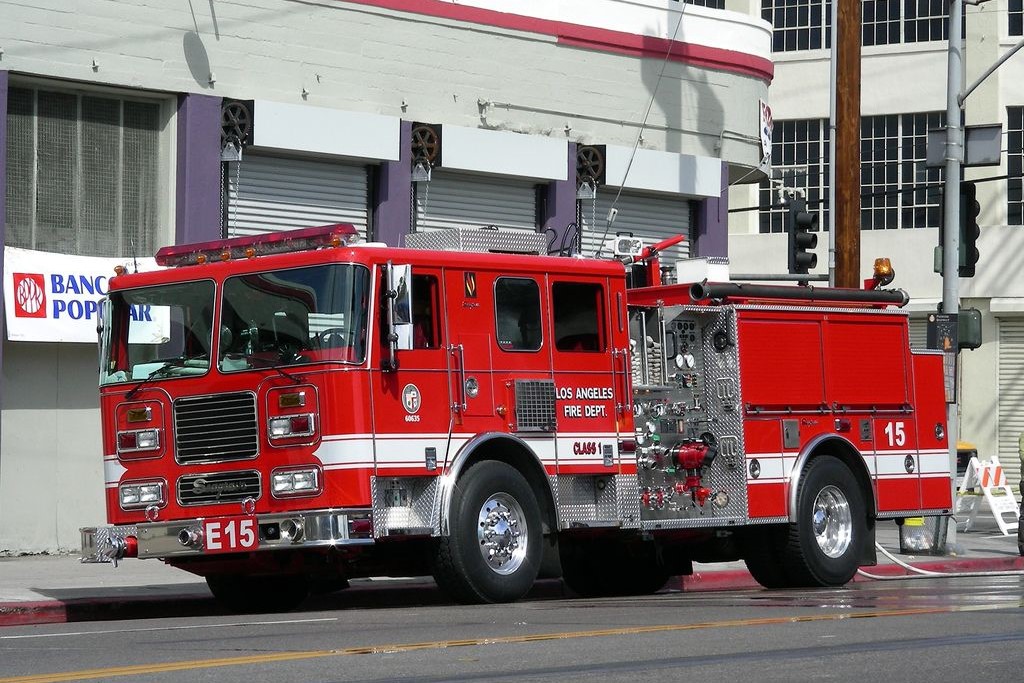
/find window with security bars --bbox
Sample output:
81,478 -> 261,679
758,119 -> 830,234
5,86 -> 162,257
863,0 -> 950,45
900,0 -> 949,43
860,112 -> 944,230
759,113 -> 943,232
762,0 -> 831,52
765,0 -> 959,51
1009,107 -> 1024,226
1012,0 -> 1023,36
673,0 -> 725,7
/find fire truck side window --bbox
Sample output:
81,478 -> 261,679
552,282 -> 605,352
411,274 -> 440,349
494,277 -> 542,352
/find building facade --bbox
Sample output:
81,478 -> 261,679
729,0 -> 1024,490
1,0 -> 771,552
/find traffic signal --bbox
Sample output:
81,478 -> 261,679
787,198 -> 818,275
959,181 -> 980,278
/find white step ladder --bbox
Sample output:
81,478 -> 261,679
953,456 -> 1020,536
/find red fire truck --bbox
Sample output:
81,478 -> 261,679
82,224 -> 952,610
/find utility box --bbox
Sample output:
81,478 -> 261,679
958,308 -> 982,350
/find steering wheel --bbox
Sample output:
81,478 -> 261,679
315,327 -> 352,350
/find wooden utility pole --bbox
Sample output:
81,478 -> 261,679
834,0 -> 861,288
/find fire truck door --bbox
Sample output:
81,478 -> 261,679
549,278 -> 621,474
442,269 -> 498,424
370,269 -> 455,471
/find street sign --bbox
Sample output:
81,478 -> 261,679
927,124 -> 1003,168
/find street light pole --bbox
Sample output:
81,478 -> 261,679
942,0 -> 964,544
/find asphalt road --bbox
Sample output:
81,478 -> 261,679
1,575 -> 1023,683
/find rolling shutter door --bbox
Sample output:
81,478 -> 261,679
414,172 -> 538,234
227,154 -> 369,239
578,191 -> 693,262
997,318 -> 1024,491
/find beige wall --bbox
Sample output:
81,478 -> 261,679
1,342 -> 105,553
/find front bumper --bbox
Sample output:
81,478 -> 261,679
81,508 -> 374,563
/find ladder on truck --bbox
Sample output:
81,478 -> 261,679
953,456 -> 1020,536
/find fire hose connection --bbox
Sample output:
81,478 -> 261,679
178,528 -> 202,548
281,518 -> 305,543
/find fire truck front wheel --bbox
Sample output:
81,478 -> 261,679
786,455 -> 867,587
432,460 -> 543,604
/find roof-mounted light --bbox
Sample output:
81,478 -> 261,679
154,224 -> 359,267
864,257 -> 896,290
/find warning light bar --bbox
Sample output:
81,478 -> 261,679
154,224 -> 359,267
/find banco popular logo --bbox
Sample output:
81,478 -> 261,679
402,384 -> 422,414
13,273 -> 47,318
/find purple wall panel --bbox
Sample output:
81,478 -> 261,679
693,162 -> 729,257
373,120 -> 412,246
175,94 -> 223,244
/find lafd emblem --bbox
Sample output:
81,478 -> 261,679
402,384 -> 421,414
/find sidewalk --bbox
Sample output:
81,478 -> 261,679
2,519 -> 1021,627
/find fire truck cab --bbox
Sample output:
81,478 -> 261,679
82,224 -> 952,610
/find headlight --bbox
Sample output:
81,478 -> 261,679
268,414 -> 314,439
119,481 -> 165,509
117,428 -> 161,454
271,468 -> 321,497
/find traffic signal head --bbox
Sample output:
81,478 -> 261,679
959,181 -> 980,278
787,198 -> 818,275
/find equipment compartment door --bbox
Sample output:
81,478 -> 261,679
873,416 -> 923,512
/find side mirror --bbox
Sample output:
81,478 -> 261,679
383,263 -> 415,371
97,297 -> 111,377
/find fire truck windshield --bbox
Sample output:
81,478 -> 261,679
218,264 -> 369,370
100,280 -> 216,386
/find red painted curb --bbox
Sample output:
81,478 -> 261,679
0,594 -> 213,628
0,601 -> 69,627
667,555 -> 1024,593
853,555 -> 1024,579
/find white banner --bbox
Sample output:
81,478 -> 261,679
4,247 -> 161,343
759,98 -> 773,160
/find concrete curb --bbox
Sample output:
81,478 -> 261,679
2,556 -> 1022,627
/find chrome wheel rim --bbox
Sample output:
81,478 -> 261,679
477,492 -> 528,575
811,485 -> 852,558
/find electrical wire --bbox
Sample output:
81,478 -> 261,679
592,9 -> 687,256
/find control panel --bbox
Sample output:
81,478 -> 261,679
629,305 -> 746,526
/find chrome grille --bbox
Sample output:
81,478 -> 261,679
514,379 -> 556,432
177,470 -> 261,506
174,392 -> 258,463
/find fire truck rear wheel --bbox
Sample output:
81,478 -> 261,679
785,455 -> 866,587
206,575 -> 310,613
432,460 -> 543,604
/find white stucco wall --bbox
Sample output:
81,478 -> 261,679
0,0 -> 771,167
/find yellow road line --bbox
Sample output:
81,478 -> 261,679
1,602 -> 1015,683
